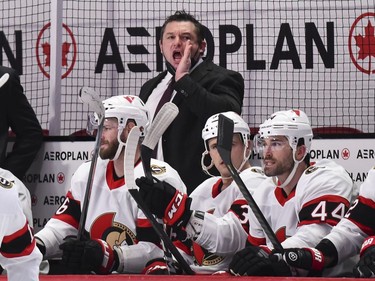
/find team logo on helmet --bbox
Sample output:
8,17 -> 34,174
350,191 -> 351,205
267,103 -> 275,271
0,177 -> 14,189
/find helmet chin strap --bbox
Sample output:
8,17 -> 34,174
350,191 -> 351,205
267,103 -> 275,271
201,150 -> 216,177
275,162 -> 298,188
222,149 -> 250,180
275,150 -> 306,188
111,126 -> 126,161
236,148 -> 251,173
201,147 -> 251,179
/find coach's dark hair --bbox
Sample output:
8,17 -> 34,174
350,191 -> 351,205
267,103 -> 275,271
160,10 -> 205,44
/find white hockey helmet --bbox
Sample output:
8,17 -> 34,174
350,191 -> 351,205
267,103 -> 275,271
201,111 -> 251,177
102,95 -> 149,161
258,109 -> 313,153
202,111 -> 250,150
103,95 -> 149,137
257,109 -> 313,188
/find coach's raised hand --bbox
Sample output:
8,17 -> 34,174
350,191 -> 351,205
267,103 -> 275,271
136,176 -> 192,227
174,40 -> 192,81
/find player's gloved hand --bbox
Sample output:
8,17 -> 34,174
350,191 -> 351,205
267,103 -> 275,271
136,176 -> 192,227
142,258 -> 183,275
229,245 -> 291,276
142,258 -> 169,275
353,236 -> 375,278
59,238 -> 118,274
270,247 -> 324,277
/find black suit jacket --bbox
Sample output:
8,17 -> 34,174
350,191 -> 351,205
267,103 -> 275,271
0,66 -> 43,179
139,60 -> 244,194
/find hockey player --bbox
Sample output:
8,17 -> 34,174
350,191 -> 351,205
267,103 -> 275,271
271,165 -> 375,277
136,111 -> 266,274
35,95 -> 186,274
0,168 -> 42,281
228,109 -> 354,277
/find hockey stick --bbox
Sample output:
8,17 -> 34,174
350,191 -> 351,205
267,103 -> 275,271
124,126 -> 176,274
124,104 -> 194,275
0,73 -> 10,88
139,102 -> 189,274
124,126 -> 141,191
141,102 -> 178,179
217,114 -> 283,252
77,87 -> 105,240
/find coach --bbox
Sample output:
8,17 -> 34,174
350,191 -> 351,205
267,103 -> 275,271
139,10 -> 244,194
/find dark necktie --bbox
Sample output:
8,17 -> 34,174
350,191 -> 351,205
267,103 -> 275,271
154,78 -> 175,119
151,78 -> 175,158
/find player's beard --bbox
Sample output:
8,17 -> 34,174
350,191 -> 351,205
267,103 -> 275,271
99,138 -> 120,160
263,153 -> 294,178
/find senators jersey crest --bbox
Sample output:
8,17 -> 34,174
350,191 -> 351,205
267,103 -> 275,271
90,213 -> 137,248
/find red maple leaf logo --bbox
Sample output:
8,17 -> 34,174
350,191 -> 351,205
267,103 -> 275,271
354,20 -> 375,60
41,42 -> 71,67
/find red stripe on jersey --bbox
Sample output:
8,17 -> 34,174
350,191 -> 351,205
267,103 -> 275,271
1,222 -> 36,258
137,218 -> 152,228
53,213 -> 79,229
358,196 -> 375,209
106,161 -> 125,189
2,240 -> 36,258
211,179 -> 223,198
247,234 -> 266,246
51,191 -> 80,229
349,219 -> 374,236
303,194 -> 350,208
298,194 -> 350,227
192,241 -> 205,265
174,240 -> 191,255
232,198 -> 248,207
2,222 -> 30,244
274,187 -> 296,206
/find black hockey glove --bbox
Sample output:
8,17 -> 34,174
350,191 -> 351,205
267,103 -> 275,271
270,247 -> 324,277
229,245 -> 291,276
353,236 -> 375,278
136,176 -> 192,227
59,238 -> 118,274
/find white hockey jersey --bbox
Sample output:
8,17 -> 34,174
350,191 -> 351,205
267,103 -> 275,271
324,165 -> 375,264
0,168 -> 42,281
35,157 -> 186,273
178,166 -> 266,274
247,160 -> 354,276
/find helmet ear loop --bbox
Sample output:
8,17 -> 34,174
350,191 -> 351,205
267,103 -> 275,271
293,144 -> 308,164
277,145 -> 305,188
200,150 -> 215,177
112,124 -> 126,161
244,137 -> 252,161
235,136 -> 251,173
